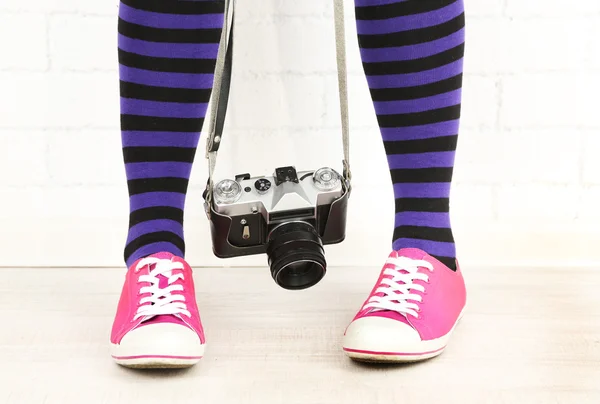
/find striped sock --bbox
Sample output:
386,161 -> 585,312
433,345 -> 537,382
119,0 -> 224,267
354,0 -> 465,270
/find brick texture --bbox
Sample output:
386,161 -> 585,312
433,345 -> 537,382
1,0 -> 598,266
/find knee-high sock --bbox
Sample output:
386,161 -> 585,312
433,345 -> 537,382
119,0 -> 224,266
354,0 -> 465,269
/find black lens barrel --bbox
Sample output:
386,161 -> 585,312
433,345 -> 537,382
266,221 -> 326,290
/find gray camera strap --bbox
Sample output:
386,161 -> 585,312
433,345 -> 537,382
205,0 -> 351,203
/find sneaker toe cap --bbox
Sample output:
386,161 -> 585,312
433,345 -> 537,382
122,322 -> 201,345
114,323 -> 204,359
343,316 -> 421,353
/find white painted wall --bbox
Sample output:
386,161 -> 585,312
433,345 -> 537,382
1,0 -> 599,268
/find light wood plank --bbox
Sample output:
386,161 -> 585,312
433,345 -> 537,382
0,266 -> 599,404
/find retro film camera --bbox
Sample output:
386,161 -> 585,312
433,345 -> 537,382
202,0 -> 351,290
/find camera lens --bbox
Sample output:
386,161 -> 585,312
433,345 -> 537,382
266,221 -> 326,290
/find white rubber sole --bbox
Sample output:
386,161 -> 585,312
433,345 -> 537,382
110,323 -> 205,369
343,339 -> 448,363
343,309 -> 465,363
111,350 -> 205,369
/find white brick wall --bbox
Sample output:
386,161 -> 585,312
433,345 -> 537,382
1,0 -> 599,267
0,0 -> 118,15
502,73 -> 600,128
0,14 -> 48,70
49,15 -> 117,71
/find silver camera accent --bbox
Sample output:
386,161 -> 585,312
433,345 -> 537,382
212,167 -> 344,223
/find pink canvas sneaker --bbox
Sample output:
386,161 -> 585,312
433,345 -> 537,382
110,252 -> 205,368
342,248 -> 466,362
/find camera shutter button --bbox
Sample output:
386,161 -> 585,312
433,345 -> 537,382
254,178 -> 272,194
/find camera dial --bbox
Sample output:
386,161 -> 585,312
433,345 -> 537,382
313,167 -> 340,191
214,179 -> 242,204
254,178 -> 272,194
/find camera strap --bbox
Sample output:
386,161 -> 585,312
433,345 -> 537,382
204,0 -> 351,203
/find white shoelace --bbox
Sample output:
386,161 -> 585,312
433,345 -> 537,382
133,257 -> 191,321
363,256 -> 434,319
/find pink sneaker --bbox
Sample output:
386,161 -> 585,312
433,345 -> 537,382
110,252 -> 205,368
342,248 -> 466,362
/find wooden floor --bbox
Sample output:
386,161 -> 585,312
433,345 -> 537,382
1,266 -> 599,404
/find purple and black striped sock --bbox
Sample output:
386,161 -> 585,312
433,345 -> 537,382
354,0 -> 465,270
119,0 -> 224,267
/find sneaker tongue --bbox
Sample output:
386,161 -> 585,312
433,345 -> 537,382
135,252 -> 187,327
394,248 -> 428,260
360,250 -> 427,327
140,273 -> 182,325
149,251 -> 176,260
131,252 -> 177,273
157,273 -> 170,289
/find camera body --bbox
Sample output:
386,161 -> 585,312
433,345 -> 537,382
204,165 -> 350,290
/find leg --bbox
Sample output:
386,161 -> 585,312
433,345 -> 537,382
121,0 -> 224,267
342,0 -> 467,362
357,0 -> 464,269
110,0 -> 224,368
